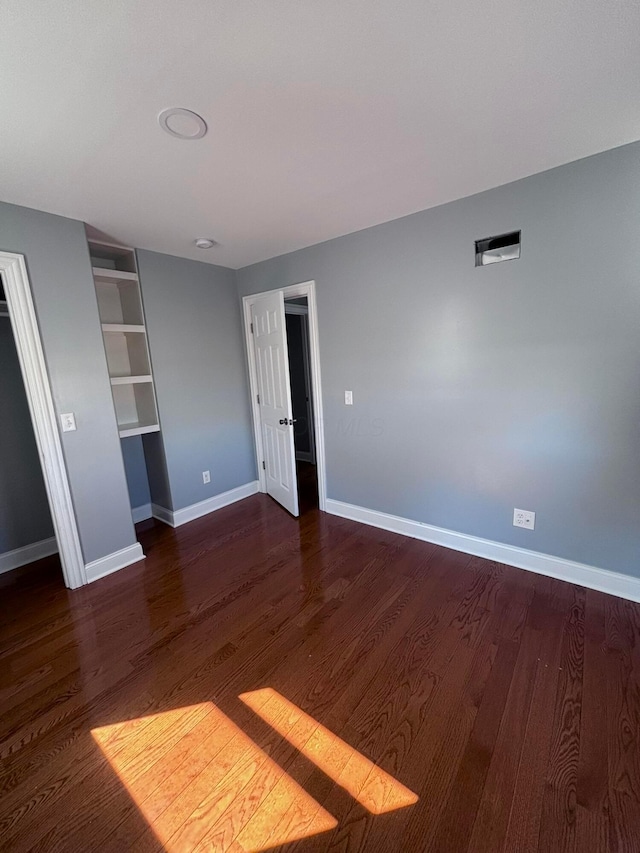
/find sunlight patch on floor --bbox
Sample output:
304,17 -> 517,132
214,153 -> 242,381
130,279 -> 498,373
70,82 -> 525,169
91,699 -> 337,852
239,687 -> 419,814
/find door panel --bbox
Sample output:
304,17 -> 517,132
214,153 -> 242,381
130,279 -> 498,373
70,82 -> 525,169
251,292 -> 299,516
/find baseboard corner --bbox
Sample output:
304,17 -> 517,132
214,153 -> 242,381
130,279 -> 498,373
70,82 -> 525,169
132,503 -> 153,524
151,503 -> 175,527
85,542 -> 145,583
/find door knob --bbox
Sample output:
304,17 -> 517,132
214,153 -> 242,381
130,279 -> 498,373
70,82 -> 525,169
289,419 -> 297,425
279,419 -> 286,424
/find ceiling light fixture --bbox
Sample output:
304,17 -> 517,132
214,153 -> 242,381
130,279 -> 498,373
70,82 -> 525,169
195,238 -> 215,249
158,108 -> 207,140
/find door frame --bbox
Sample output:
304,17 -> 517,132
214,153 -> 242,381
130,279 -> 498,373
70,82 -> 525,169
0,252 -> 86,588
243,280 -> 327,512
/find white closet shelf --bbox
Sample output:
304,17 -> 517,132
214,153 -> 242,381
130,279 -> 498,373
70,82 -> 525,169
92,267 -> 139,284
118,422 -> 160,438
101,323 -> 146,333
110,375 -> 153,385
0,300 -> 8,317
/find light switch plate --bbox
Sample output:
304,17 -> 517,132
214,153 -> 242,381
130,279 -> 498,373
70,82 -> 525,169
202,470 -> 211,484
60,412 -> 76,432
345,390 -> 353,405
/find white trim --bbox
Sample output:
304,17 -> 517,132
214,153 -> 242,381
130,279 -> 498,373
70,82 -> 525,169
151,503 -> 174,526
132,503 -> 152,524
0,537 -> 58,575
243,280 -> 327,512
243,300 -> 267,500
326,499 -> 640,604
0,252 -> 87,589
84,542 -> 145,583
152,481 -> 260,528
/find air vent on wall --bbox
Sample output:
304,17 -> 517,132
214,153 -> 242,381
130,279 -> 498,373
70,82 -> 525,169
475,230 -> 521,266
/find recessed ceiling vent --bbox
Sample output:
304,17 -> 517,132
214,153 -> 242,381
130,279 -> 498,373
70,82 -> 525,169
158,108 -> 207,140
475,230 -> 521,267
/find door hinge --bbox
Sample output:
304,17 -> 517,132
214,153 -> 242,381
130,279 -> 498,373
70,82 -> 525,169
262,460 -> 266,470
256,393 -> 260,404
250,322 -> 254,334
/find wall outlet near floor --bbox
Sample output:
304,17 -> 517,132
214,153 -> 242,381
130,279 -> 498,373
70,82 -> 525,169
513,508 -> 535,530
202,470 -> 211,484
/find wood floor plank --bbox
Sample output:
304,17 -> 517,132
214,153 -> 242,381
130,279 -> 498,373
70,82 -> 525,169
430,604 -> 531,852
1,488 -> 639,852
605,596 -> 640,852
575,590 -> 610,852
500,578 -> 568,853
537,585 -> 586,853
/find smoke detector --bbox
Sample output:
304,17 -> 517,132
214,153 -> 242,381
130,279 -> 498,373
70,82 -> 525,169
194,238 -> 215,249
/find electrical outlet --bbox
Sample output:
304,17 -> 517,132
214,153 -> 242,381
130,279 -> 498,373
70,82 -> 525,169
202,470 -> 210,484
513,508 -> 535,530
345,390 -> 353,405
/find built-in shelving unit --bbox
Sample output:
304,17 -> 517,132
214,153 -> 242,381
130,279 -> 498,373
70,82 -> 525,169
89,239 -> 160,438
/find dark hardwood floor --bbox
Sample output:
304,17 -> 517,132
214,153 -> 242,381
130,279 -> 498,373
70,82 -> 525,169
296,461 -> 318,515
1,494 -> 639,852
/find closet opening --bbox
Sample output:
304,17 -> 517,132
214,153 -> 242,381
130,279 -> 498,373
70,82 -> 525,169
0,282 -> 59,583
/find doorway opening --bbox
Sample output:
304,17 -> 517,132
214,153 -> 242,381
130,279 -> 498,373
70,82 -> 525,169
243,281 -> 327,519
284,297 -> 318,514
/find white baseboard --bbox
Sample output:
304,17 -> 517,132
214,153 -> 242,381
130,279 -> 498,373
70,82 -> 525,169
0,536 -> 58,575
325,499 -> 640,604
85,542 -> 145,583
132,503 -> 152,524
151,503 -> 174,526
152,481 -> 260,529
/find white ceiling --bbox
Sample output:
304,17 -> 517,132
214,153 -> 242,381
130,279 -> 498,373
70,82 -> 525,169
1,1 -> 639,269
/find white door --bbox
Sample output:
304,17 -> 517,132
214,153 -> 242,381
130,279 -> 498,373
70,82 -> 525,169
251,291 -> 299,516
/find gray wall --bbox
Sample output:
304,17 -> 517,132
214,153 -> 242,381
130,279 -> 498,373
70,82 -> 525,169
136,250 -> 256,511
0,317 -> 54,552
0,202 -> 138,563
237,141 -> 640,578
120,435 -> 151,510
